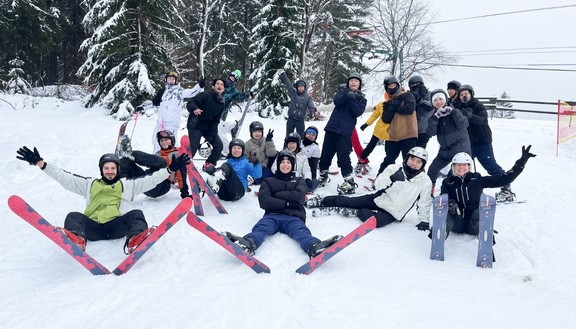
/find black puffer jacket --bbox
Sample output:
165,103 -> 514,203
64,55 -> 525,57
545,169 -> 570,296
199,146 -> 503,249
258,174 -> 308,222
440,162 -> 525,218
453,98 -> 492,146
186,90 -> 225,132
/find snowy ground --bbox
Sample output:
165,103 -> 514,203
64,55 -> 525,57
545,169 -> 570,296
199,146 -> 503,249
1,94 -> 576,328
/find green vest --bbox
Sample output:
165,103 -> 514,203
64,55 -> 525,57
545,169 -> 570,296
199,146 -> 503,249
83,180 -> 123,224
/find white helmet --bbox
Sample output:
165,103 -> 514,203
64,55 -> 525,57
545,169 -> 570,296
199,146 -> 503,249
407,147 -> 428,162
451,152 -> 473,166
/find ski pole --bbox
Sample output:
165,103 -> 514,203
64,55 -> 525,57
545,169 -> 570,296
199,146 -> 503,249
130,112 -> 140,140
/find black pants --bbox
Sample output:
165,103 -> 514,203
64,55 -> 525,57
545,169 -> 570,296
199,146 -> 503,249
378,138 -> 417,174
188,128 -> 223,165
319,131 -> 353,177
64,210 -> 148,241
446,209 -> 480,235
416,133 -> 430,149
217,163 -> 246,201
322,193 -> 397,228
360,135 -> 381,160
286,117 -> 305,139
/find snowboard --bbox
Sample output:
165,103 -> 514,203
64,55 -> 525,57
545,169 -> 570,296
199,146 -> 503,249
295,216 -> 377,275
430,194 -> 448,261
186,212 -> 270,274
112,198 -> 192,275
7,195 -> 111,275
180,135 -> 228,215
114,120 -> 130,156
233,98 -> 252,138
477,193 -> 496,268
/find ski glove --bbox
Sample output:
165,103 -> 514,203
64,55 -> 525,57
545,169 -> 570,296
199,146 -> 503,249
169,154 -> 191,172
448,200 -> 461,216
135,106 -> 144,113
516,145 -> 536,167
248,155 -> 259,165
198,77 -> 205,89
416,221 -> 429,231
434,106 -> 453,119
180,188 -> 191,199
360,123 -> 368,131
347,91 -> 357,100
265,129 -> 274,142
16,146 -> 43,165
389,168 -> 405,183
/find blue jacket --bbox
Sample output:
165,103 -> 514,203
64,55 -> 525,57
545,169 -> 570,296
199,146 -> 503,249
325,86 -> 366,137
226,156 -> 262,190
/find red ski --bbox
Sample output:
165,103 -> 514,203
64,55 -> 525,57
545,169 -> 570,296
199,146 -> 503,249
113,198 -> 192,275
295,216 -> 377,275
8,195 -> 111,275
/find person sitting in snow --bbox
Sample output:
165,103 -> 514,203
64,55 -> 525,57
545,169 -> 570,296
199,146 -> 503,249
306,147 -> 432,231
201,138 -> 262,201
223,150 -> 342,258
119,130 -> 191,199
16,146 -> 190,254
244,120 -> 277,184
439,146 -> 535,239
283,132 -> 317,192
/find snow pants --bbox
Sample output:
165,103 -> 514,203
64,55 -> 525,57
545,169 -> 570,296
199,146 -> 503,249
217,163 -> 246,201
319,131 -> 354,177
245,214 -> 320,253
378,137 -> 417,174
188,128 -> 223,166
286,117 -> 305,139
322,193 -> 397,228
64,210 -> 148,241
446,208 -> 480,235
471,143 -> 504,176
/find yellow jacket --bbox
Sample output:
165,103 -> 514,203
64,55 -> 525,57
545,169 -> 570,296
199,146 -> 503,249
364,101 -> 390,141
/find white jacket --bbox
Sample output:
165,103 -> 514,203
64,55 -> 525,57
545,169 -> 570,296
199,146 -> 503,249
295,151 -> 312,180
373,164 -> 432,223
43,163 -> 170,215
157,84 -> 202,126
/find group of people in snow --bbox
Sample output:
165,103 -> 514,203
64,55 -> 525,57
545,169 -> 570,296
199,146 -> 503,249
15,68 -> 536,262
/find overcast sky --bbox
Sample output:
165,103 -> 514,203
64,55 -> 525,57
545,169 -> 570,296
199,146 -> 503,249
427,0 -> 574,106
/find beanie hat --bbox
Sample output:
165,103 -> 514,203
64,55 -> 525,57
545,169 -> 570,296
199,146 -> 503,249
447,80 -> 461,91
347,72 -> 362,90
430,89 -> 448,104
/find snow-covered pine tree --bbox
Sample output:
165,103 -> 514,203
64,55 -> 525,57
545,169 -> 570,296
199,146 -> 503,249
249,0 -> 300,117
78,0 -> 187,113
6,58 -> 32,95
304,0 -> 371,104
495,91 -> 515,119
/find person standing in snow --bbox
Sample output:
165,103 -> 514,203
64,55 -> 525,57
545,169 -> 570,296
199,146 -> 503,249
223,150 -> 342,258
408,75 -> 433,149
446,80 -> 461,107
186,78 -> 226,171
425,89 -> 471,187
439,146 -> 535,238
150,71 -> 203,153
306,147 -> 432,230
201,138 -> 262,201
453,84 -> 515,202
119,130 -> 191,199
318,72 -> 367,195
218,70 -> 252,158
15,146 -> 190,254
277,69 -> 317,138
377,75 -> 418,176
355,92 -> 391,175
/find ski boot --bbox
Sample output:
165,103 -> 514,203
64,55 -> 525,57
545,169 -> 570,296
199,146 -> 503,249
337,175 -> 357,195
307,235 -> 343,258
224,232 -> 256,255
57,227 -> 86,251
318,170 -> 330,187
118,135 -> 133,157
124,226 -> 156,254
305,195 -> 323,208
312,207 -> 358,218
354,162 -> 365,175
200,170 -> 225,194
495,186 -> 516,203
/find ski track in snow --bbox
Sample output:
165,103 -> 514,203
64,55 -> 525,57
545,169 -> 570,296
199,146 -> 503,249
1,95 -> 576,328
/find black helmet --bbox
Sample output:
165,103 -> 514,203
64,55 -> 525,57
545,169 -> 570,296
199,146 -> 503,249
156,130 -> 175,147
99,153 -> 120,169
276,149 -> 296,173
249,121 -> 264,133
447,80 -> 461,91
348,72 -> 362,90
165,71 -> 179,82
408,75 -> 424,88
458,84 -> 475,97
228,138 -> 245,155
284,132 -> 301,150
383,75 -> 399,88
